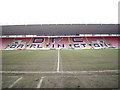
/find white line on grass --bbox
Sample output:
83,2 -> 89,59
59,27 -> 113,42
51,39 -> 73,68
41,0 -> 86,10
57,50 -> 60,72
5,76 -> 19,78
60,52 -> 63,72
36,77 -> 45,88
1,70 -> 119,74
9,77 -> 23,88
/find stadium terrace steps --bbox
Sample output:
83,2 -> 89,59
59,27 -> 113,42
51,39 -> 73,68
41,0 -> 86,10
1,36 -> 119,50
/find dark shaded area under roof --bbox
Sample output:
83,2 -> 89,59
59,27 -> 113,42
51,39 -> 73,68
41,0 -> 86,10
1,24 -> 119,35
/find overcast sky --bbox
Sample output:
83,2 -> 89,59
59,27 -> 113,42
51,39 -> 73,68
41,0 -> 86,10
0,0 -> 119,25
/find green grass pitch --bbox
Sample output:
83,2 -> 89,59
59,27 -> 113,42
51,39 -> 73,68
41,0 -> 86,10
2,49 -> 119,88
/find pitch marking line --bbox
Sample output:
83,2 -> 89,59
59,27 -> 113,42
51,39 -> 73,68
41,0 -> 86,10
1,70 -> 119,74
3,76 -> 19,78
57,50 -> 60,72
60,50 -> 63,72
9,77 -> 23,88
37,77 -> 45,88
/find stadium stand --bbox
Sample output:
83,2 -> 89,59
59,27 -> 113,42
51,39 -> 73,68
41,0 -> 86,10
1,36 -> 119,50
0,24 -> 119,50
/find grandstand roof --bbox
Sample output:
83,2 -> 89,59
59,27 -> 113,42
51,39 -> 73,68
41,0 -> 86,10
1,24 -> 119,35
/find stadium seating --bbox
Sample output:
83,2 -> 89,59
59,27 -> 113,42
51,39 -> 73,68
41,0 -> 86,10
0,36 -> 119,50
